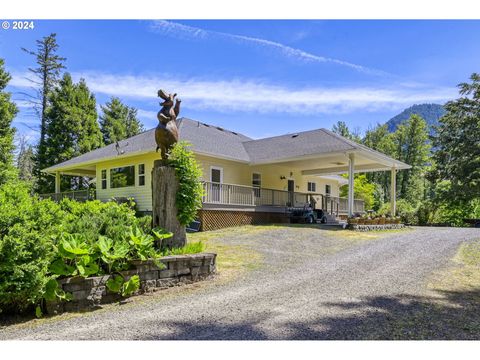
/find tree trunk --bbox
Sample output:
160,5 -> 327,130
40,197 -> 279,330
152,160 -> 186,249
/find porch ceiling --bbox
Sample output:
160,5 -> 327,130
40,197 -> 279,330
263,150 -> 410,176
43,165 -> 96,177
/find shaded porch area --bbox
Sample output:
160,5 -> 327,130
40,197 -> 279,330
202,181 -> 364,216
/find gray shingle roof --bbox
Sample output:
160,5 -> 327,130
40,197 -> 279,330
243,128 -> 356,163
44,117 -> 409,172
179,118 -> 252,161
44,118 -> 253,171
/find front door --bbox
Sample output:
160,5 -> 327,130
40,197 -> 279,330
287,179 -> 295,206
210,167 -> 223,202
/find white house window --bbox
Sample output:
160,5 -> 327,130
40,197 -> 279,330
252,173 -> 261,197
101,169 -> 107,189
307,181 -> 316,192
325,184 -> 331,195
110,166 -> 135,188
138,164 -> 145,186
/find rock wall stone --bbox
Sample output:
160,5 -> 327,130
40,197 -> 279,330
46,253 -> 216,315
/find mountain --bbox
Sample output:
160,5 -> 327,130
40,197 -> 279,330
385,104 -> 446,135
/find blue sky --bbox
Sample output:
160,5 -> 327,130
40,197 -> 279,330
1,20 -> 480,143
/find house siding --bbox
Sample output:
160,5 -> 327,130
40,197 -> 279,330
95,153 -> 158,211
94,151 -> 343,212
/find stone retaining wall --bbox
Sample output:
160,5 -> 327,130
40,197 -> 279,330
46,253 -> 216,314
349,224 -> 406,232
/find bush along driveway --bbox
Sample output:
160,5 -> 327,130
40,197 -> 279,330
1,225 -> 480,340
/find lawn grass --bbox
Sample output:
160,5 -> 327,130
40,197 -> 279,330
187,227 -> 263,281
382,237 -> 480,339
429,238 -> 480,294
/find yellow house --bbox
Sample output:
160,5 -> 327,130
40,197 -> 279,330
42,118 -> 410,229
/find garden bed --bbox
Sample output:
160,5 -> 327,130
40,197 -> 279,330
46,253 -> 216,314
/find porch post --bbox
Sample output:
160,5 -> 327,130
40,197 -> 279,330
55,172 -> 61,194
390,167 -> 397,216
348,153 -> 355,217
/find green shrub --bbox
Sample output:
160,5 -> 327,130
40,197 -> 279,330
378,199 -> 418,224
0,179 -> 206,315
0,182 -> 63,314
58,199 -> 139,241
169,141 -> 204,225
136,215 -> 152,234
162,241 -> 205,256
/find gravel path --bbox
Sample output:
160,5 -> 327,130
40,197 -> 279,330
1,226 -> 479,340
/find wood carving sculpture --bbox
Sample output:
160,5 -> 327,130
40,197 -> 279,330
155,89 -> 181,159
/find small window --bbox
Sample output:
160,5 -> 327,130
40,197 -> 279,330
307,182 -> 316,192
101,169 -> 107,189
138,164 -> 145,186
110,166 -> 135,188
211,167 -> 222,183
325,184 -> 331,195
252,173 -> 261,197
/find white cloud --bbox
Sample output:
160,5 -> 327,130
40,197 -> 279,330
74,71 -> 455,114
10,70 -> 455,115
150,20 -> 388,76
136,109 -> 158,119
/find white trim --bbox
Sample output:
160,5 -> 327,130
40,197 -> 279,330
138,163 -> 146,187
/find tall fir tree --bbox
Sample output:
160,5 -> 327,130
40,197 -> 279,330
22,33 -> 66,190
430,73 -> 480,203
125,107 -> 144,138
16,135 -> 35,183
362,124 -> 396,208
394,114 -> 430,205
100,97 -> 144,145
40,73 -> 103,192
331,120 -> 361,142
0,58 -> 19,185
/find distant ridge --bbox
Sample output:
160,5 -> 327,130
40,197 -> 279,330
386,104 -> 446,135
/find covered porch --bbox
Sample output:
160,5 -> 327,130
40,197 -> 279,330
204,145 -> 410,217
202,181 -> 365,216
41,165 -> 96,202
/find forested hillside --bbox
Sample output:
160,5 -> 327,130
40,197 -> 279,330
386,103 -> 446,135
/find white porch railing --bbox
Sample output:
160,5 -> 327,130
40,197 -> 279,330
39,189 -> 94,202
202,181 -> 365,214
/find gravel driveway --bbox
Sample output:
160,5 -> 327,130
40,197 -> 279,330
1,226 -> 479,340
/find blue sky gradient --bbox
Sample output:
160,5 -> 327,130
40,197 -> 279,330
1,20 -> 479,142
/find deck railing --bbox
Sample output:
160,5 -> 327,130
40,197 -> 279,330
39,189 -> 95,202
202,181 -> 365,214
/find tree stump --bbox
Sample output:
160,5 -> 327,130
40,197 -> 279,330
152,160 -> 186,249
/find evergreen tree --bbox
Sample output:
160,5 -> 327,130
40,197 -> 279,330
22,33 -> 66,189
331,121 -> 361,142
362,124 -> 396,208
40,73 -> 102,192
0,58 -> 18,185
430,73 -> 480,203
16,136 -> 35,182
100,97 -> 144,145
394,114 -> 430,205
126,107 -> 144,138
